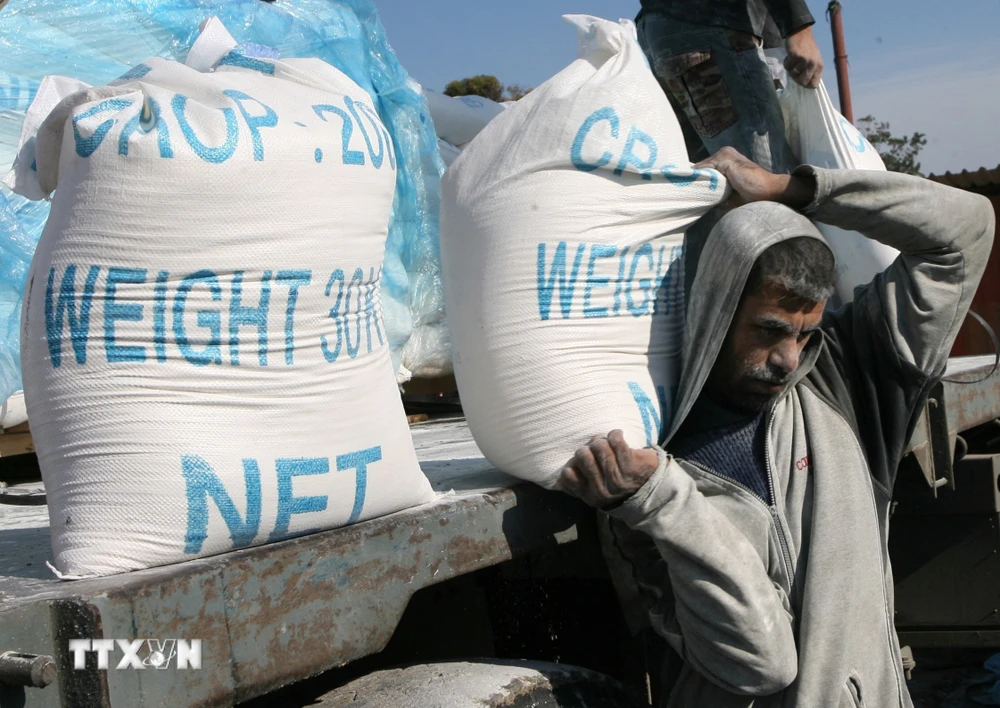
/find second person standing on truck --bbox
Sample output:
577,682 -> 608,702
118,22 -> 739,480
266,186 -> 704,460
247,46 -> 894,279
635,0 -> 824,173
636,0 -> 826,292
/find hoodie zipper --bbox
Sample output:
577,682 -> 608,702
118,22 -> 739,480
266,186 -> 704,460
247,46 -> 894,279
682,407 -> 796,591
849,433 -> 907,704
764,408 -> 797,589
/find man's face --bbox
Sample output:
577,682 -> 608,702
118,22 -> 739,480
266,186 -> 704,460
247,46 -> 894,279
706,281 -> 826,413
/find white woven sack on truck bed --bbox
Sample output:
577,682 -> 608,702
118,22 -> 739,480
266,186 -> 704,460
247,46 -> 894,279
440,15 -> 727,488
423,89 -> 505,148
14,20 -> 434,577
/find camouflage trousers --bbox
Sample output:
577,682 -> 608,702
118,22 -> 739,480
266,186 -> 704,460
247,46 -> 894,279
636,12 -> 796,175
636,13 -> 799,298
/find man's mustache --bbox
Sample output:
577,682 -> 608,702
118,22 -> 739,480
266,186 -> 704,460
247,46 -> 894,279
745,365 -> 793,387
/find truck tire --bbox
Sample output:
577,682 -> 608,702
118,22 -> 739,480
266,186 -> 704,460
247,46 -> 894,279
316,660 -> 646,707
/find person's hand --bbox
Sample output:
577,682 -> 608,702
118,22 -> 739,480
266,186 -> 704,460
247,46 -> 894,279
784,26 -> 824,88
695,147 -> 815,209
558,430 -> 660,508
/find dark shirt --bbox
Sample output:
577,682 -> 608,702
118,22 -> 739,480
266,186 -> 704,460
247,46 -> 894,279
670,395 -> 772,505
638,0 -> 814,39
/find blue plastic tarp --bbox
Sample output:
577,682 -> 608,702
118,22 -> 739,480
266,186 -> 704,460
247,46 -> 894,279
0,0 -> 447,400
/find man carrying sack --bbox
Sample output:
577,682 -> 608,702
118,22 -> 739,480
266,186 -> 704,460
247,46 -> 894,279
561,148 -> 995,707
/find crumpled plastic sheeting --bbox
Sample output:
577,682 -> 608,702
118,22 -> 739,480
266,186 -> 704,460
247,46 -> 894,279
0,193 -> 48,403
0,0 -> 448,400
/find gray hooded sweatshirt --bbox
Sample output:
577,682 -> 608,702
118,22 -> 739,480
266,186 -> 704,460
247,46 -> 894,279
605,165 -> 996,707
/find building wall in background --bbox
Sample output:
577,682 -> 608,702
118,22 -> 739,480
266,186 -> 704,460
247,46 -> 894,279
928,168 -> 1000,357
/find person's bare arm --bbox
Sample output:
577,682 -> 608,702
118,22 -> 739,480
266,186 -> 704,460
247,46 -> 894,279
783,25 -> 824,88
695,147 -> 815,208
760,0 -> 823,87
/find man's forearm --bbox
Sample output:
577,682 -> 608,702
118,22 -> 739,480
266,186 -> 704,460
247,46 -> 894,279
801,165 -> 995,375
799,166 -> 992,257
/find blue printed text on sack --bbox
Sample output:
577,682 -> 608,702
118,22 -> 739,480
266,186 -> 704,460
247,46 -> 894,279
181,448 -> 382,554
537,242 -> 684,320
629,381 -> 669,447
570,106 -> 720,186
43,265 -> 385,368
72,90 -> 395,169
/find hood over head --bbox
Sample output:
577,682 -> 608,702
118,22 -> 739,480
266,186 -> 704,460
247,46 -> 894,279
665,201 -> 834,442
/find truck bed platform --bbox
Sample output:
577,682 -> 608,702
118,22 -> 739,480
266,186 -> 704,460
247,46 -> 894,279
0,418 -> 591,707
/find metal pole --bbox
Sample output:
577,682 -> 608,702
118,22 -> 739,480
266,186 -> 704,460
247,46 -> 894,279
0,651 -> 56,688
827,1 -> 854,123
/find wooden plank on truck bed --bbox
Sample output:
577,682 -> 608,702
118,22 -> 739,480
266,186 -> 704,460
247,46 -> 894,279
0,432 -> 33,458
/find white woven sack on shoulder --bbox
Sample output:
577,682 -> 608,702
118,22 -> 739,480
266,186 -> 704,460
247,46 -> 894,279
778,77 -> 900,303
17,20 -> 434,578
440,15 -> 727,488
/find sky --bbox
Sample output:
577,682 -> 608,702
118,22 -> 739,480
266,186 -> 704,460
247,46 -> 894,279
375,0 -> 1000,176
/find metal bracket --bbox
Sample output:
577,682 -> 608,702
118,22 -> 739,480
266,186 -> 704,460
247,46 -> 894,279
908,383 -> 957,495
927,382 -> 957,492
904,357 -> 1000,493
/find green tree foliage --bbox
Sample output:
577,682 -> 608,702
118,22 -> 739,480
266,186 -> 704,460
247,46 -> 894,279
856,115 -> 928,176
503,84 -> 532,101
444,75 -> 503,102
444,76 -> 533,102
